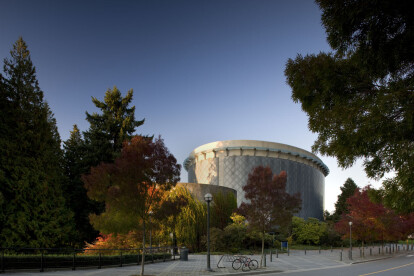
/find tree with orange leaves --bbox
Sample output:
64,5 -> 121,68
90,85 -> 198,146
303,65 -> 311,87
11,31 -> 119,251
82,135 -> 180,276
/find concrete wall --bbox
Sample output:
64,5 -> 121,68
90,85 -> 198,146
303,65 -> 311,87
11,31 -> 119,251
176,182 -> 237,203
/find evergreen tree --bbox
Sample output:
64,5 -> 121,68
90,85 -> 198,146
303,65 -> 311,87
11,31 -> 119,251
63,125 -> 99,246
83,86 -> 145,166
0,37 -> 74,247
332,178 -> 357,222
63,87 -> 145,245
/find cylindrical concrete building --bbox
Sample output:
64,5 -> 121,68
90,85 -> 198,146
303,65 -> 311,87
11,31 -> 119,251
184,140 -> 329,220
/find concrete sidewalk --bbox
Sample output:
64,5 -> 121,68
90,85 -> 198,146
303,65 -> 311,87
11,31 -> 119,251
0,248 -> 407,276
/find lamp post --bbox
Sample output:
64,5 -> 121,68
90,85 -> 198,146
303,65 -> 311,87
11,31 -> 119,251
204,193 -> 213,272
149,211 -> 153,253
349,221 -> 353,260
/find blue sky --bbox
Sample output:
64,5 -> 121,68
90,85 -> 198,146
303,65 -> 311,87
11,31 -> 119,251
0,0 -> 382,212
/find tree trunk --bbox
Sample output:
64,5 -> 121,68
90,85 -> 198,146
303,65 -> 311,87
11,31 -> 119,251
261,230 -> 265,267
141,219 -> 146,276
362,240 -> 364,258
173,231 -> 177,254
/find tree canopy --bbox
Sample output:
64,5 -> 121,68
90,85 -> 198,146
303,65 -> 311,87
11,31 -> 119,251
284,0 -> 414,213
238,166 -> 301,266
0,37 -> 74,247
211,191 -> 237,230
83,135 -> 180,276
63,125 -> 100,245
335,186 -> 414,245
63,87 -> 146,246
83,86 -> 145,166
332,178 -> 358,222
292,217 -> 327,245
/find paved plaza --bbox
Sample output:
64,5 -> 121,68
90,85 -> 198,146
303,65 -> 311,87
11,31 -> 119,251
1,247 -> 409,276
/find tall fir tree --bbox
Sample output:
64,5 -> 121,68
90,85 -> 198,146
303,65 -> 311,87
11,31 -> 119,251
332,178 -> 358,222
83,87 -> 145,166
63,125 -> 99,246
0,37 -> 74,247
63,87 -> 145,245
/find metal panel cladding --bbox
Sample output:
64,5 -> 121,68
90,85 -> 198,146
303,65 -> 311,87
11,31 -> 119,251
184,140 -> 329,220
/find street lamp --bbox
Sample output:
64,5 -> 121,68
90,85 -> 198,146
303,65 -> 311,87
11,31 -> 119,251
349,221 -> 353,260
149,211 -> 153,253
204,193 -> 213,272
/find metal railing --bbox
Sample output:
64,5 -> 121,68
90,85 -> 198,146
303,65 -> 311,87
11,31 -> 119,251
0,246 -> 179,273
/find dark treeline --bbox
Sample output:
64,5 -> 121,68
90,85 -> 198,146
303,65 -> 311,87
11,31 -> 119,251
0,37 -> 145,248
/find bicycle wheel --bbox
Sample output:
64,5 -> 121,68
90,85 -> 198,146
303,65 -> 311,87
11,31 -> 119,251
248,259 -> 259,270
242,259 -> 251,272
232,258 -> 243,270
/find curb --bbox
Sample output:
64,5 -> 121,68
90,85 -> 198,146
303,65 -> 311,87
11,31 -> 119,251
351,256 -> 392,264
207,268 -> 283,276
350,253 -> 410,264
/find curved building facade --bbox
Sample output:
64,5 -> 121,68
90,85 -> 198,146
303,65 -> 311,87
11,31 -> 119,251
184,140 -> 329,220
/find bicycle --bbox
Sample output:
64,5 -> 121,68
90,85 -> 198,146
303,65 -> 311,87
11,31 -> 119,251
232,255 -> 259,271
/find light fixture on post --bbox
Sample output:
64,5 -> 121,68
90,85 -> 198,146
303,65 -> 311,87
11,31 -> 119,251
149,210 -> 153,254
349,221 -> 353,260
204,193 -> 213,272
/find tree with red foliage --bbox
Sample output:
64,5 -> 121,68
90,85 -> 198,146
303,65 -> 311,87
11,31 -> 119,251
335,186 -> 414,251
83,136 -> 180,276
238,166 -> 301,267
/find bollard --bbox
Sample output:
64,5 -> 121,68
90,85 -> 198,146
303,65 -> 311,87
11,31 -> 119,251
270,250 -> 273,262
1,249 -> 4,273
276,249 -> 278,258
340,251 -> 342,261
72,251 -> 76,270
137,250 -> 140,265
360,249 -> 362,258
264,253 -> 267,267
40,251 -> 44,272
99,251 -> 102,268
151,248 -> 154,263
370,248 -> 372,256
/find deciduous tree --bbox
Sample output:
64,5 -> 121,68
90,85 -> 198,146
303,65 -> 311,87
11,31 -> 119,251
175,189 -> 206,252
284,0 -> 414,213
292,217 -> 327,245
153,187 -> 188,251
238,166 -> 301,267
335,186 -> 414,248
83,135 -> 180,276
211,191 -> 237,230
